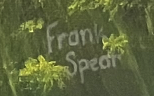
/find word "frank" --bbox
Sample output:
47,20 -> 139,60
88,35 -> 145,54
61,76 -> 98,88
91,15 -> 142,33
47,21 -> 104,53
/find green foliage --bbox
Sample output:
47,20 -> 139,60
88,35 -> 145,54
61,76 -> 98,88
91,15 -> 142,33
19,18 -> 44,33
68,0 -> 143,20
0,0 -> 154,96
68,0 -> 115,15
102,34 -> 128,55
68,0 -> 102,15
19,55 -> 69,92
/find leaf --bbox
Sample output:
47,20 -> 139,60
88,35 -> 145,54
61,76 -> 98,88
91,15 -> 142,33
29,28 -> 34,33
25,63 -> 32,69
38,55 -> 46,63
48,61 -> 56,65
36,24 -> 42,29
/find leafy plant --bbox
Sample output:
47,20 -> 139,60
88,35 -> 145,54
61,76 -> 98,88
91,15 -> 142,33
19,18 -> 44,33
19,55 -> 69,92
68,0 -> 102,16
102,34 -> 128,55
